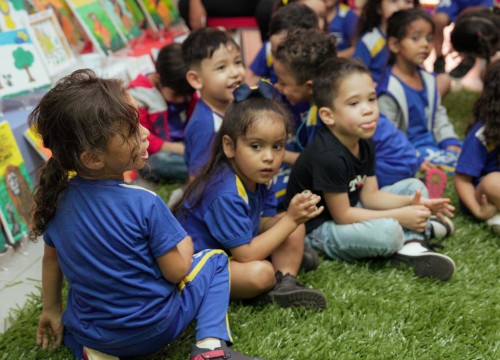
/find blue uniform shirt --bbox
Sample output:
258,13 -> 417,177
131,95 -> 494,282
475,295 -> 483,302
184,99 -> 223,176
327,3 -> 358,51
353,27 -> 388,83
178,165 -> 277,253
44,178 -> 187,350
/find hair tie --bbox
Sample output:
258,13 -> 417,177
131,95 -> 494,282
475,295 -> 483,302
233,79 -> 279,103
282,0 -> 288,5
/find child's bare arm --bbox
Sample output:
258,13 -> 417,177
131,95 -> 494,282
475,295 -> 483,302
325,182 -> 431,233
283,150 -> 300,166
231,191 -> 323,262
156,236 -> 194,283
455,173 -> 497,220
359,176 -> 413,209
37,244 -> 64,350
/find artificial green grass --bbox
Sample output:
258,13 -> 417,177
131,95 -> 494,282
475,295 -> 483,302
1,89 -> 498,359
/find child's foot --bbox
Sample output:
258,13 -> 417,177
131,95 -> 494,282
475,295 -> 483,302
252,272 -> 327,310
190,341 -> 264,360
425,167 -> 447,199
429,215 -> 455,239
300,246 -> 320,272
486,214 -> 500,234
391,240 -> 455,281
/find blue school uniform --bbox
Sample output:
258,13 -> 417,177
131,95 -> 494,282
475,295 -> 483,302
44,178 -> 233,358
178,165 -> 277,253
436,0 -> 494,21
327,3 -> 358,51
352,27 -> 388,83
373,114 -> 421,187
184,98 -> 223,176
249,41 -> 278,84
377,66 -> 461,173
455,121 -> 499,187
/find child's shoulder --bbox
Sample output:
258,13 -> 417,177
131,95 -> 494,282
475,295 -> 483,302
186,99 -> 223,131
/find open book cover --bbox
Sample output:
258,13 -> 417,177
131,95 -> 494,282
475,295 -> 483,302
0,121 -> 35,246
24,126 -> 52,161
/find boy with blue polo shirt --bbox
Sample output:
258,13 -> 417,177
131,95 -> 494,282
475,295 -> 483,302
182,28 -> 246,180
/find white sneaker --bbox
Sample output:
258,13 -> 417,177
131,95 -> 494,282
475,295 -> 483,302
429,215 -> 455,238
392,241 -> 455,281
486,214 -> 500,234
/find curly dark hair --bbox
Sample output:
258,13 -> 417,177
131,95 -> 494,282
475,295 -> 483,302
28,69 -> 139,239
470,61 -> 500,157
274,28 -> 338,84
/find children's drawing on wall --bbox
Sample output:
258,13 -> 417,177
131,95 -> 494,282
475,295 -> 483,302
102,0 -> 141,39
0,29 -> 51,99
0,0 -> 24,31
124,0 -> 146,29
66,0 -> 126,55
32,0 -> 86,50
29,9 -> 75,76
137,0 -> 179,29
0,121 -> 34,246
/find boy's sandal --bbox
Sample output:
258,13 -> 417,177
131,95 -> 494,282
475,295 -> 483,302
425,167 -> 447,199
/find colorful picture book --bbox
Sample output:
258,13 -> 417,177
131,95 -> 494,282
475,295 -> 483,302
24,126 -> 51,160
28,8 -> 76,76
0,28 -> 52,99
0,0 -> 25,31
0,121 -> 34,246
65,0 -> 127,55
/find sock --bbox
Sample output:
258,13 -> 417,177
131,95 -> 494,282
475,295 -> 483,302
196,339 -> 222,350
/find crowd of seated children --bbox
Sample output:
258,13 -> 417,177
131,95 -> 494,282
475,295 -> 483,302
325,0 -> 359,58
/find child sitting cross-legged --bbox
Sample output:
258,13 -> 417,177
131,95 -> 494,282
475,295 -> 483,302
285,58 -> 457,281
172,81 -> 327,310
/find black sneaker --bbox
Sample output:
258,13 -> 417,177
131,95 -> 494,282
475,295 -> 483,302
300,246 -> 320,272
252,272 -> 327,310
190,341 -> 264,360
391,240 -> 455,281
434,55 -> 446,74
449,55 -> 475,78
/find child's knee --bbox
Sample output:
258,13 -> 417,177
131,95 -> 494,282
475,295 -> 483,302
382,219 -> 404,252
246,261 -> 276,292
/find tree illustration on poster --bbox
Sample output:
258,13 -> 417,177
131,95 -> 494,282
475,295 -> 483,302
13,47 -> 36,82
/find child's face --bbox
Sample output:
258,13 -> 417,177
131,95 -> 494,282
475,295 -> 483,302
224,114 -> 286,191
274,59 -> 312,105
390,18 -> 433,66
98,96 -> 151,178
270,31 -> 287,56
324,72 -> 379,144
379,0 -> 414,23
190,43 -> 245,112
101,122 -> 150,179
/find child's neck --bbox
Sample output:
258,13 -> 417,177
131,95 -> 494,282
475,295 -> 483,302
392,60 -> 423,89
201,93 -> 230,115
331,129 -> 361,158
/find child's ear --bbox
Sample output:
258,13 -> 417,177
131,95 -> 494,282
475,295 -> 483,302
80,150 -> 105,170
387,37 -> 399,54
306,79 -> 314,96
222,135 -> 236,159
186,69 -> 203,91
318,107 -> 335,126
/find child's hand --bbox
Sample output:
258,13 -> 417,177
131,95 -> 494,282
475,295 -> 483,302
411,190 -> 455,219
397,205 -> 432,232
287,190 -> 324,225
476,194 -> 498,220
36,311 -> 63,351
419,160 -> 434,173
447,145 -> 461,154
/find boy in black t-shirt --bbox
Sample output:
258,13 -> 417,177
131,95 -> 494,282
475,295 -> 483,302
285,58 -> 457,281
